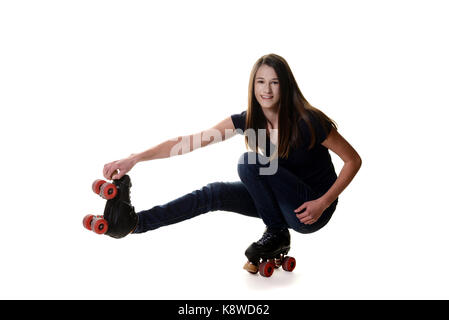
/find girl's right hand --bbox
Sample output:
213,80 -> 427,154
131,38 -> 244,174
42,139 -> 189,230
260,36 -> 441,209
103,154 -> 139,180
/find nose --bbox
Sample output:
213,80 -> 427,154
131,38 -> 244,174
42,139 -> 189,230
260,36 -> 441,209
263,84 -> 272,94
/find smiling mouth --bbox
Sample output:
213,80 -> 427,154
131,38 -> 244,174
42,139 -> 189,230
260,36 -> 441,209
261,95 -> 273,99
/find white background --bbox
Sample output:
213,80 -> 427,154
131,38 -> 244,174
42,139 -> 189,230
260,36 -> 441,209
1,0 -> 448,299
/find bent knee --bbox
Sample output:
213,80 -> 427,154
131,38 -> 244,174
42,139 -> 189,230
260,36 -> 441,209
237,152 -> 259,167
237,152 -> 260,178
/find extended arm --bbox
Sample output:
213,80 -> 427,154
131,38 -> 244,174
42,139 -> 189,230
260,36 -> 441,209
103,116 -> 237,180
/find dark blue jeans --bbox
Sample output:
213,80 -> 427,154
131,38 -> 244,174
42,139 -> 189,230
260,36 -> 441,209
133,152 -> 337,234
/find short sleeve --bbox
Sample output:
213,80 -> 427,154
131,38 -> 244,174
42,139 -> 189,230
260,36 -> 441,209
312,113 -> 333,144
299,111 -> 333,146
231,110 -> 247,133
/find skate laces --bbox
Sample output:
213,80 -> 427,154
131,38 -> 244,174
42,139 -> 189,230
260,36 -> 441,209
256,231 -> 277,246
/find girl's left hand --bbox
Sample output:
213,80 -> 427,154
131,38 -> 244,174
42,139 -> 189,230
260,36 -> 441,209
294,199 -> 328,225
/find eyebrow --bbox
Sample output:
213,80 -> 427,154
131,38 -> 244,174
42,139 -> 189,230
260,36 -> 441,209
255,77 -> 279,80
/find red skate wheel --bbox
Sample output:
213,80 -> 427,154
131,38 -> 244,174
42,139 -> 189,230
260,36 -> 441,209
83,214 -> 94,231
259,261 -> 275,277
99,183 -> 117,200
92,217 -> 108,234
282,256 -> 296,272
92,179 -> 106,195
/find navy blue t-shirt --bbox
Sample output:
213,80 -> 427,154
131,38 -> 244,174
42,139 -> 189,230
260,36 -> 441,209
231,110 -> 338,198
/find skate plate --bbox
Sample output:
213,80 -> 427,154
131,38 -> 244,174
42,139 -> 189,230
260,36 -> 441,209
244,254 -> 296,277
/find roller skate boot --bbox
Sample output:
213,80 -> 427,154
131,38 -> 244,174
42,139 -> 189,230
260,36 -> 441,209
83,174 -> 138,239
243,227 -> 296,277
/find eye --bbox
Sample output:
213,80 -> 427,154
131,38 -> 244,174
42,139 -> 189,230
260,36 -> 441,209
271,81 -> 279,85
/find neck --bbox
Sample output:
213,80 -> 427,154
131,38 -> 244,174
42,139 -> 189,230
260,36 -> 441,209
261,105 -> 279,128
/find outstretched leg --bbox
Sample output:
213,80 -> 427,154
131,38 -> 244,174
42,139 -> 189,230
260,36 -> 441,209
133,181 -> 259,234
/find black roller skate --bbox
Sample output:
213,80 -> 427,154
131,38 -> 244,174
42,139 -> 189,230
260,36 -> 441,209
83,174 -> 138,239
243,227 -> 296,277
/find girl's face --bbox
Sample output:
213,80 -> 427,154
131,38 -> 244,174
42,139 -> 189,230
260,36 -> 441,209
254,64 -> 281,111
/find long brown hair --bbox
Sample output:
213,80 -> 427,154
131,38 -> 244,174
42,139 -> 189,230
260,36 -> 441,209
245,53 -> 337,159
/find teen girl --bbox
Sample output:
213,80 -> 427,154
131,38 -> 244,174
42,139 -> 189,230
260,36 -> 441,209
99,53 -> 362,272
